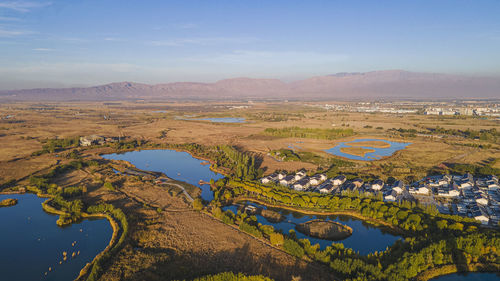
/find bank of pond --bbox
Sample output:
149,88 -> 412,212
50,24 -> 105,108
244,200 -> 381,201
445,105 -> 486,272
102,149 -> 224,201
223,202 -> 400,255
100,148 -> 498,281
325,138 -> 411,161
0,193 -> 112,281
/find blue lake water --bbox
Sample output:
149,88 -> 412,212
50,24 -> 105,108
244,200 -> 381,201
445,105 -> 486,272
223,202 -> 401,255
431,273 -> 500,281
325,138 -> 411,161
102,149 -> 401,254
102,149 -> 224,201
0,193 -> 112,281
176,116 -> 246,123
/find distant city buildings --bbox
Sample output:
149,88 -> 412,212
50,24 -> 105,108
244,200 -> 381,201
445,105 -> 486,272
310,101 -> 500,117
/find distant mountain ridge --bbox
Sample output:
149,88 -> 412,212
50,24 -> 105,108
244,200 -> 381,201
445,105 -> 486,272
1,70 -> 499,101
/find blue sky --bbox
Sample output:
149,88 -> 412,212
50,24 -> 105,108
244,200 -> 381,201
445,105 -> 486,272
0,0 -> 499,89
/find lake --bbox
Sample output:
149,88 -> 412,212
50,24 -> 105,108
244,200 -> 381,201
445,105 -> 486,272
102,149 -> 224,201
176,116 -> 246,123
0,193 -> 112,281
223,201 -> 401,255
325,138 -> 411,161
102,149 -> 401,254
431,272 -> 500,281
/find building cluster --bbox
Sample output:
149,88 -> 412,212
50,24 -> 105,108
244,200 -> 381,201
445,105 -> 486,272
260,171 -> 500,226
309,101 -> 500,117
261,170 -> 413,202
418,174 -> 500,226
423,107 -> 500,116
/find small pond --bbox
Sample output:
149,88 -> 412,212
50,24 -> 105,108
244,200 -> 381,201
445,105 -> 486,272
102,149 -> 224,201
176,116 -> 246,123
431,272 -> 500,281
325,138 -> 411,161
223,201 -> 401,255
0,193 -> 112,281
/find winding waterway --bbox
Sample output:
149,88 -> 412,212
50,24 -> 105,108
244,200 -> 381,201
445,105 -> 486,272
0,193 -> 112,281
102,149 -> 224,200
102,149 -> 401,254
223,202 -> 401,255
325,138 -> 411,161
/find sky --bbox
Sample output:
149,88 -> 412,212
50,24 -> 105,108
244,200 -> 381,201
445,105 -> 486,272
0,0 -> 500,89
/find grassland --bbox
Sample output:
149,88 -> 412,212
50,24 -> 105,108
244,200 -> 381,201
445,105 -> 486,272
339,146 -> 376,157
348,140 -> 391,148
0,100 -> 499,281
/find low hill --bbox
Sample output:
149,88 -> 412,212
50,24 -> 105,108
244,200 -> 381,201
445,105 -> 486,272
1,70 -> 499,101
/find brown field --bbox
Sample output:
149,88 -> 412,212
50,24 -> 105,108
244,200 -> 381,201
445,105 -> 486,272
0,100 -> 499,280
348,140 -> 391,148
339,146 -> 376,157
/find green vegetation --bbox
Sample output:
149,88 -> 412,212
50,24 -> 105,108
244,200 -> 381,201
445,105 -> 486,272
215,145 -> 262,180
85,203 -> 128,281
210,179 -> 499,281
263,127 -> 355,140
428,161 -> 500,177
186,272 -> 273,281
248,112 -> 305,122
390,127 -> 499,143
269,148 -> 356,170
32,136 -> 80,156
0,198 -> 18,207
164,143 -> 262,180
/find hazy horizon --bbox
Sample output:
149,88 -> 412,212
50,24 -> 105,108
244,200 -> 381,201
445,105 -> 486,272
1,1 -> 500,90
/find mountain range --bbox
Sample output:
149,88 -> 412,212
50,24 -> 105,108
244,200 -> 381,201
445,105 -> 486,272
1,70 -> 499,101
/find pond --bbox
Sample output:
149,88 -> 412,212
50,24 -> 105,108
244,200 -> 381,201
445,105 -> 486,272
102,149 -> 402,254
223,201 -> 402,255
176,116 -> 246,123
0,193 -> 112,281
431,272 -> 500,281
325,138 -> 411,161
102,149 -> 224,201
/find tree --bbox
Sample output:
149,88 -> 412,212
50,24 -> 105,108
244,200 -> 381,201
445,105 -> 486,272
192,198 -> 203,211
270,233 -> 284,246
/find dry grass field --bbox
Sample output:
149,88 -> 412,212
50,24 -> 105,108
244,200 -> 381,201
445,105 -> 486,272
0,100 -> 499,280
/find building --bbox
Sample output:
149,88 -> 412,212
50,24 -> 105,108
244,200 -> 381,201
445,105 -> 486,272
292,178 -> 311,191
370,179 -> 384,191
332,175 -> 347,186
279,175 -> 296,187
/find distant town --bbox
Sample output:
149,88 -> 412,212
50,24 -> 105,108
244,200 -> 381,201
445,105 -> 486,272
312,100 -> 500,117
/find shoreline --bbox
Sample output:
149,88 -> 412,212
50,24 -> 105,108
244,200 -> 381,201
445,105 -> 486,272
0,190 -> 120,281
415,263 -> 500,281
231,197 -> 405,235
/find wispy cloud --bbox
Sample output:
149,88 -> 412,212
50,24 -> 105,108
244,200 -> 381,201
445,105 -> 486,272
104,37 -> 124,42
149,37 -> 258,47
32,48 -> 54,51
0,16 -> 20,21
175,23 -> 198,29
0,1 -> 52,12
0,27 -> 32,37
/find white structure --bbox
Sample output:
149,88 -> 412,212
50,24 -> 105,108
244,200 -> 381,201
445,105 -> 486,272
370,180 -> 384,191
292,178 -> 311,191
279,175 -> 295,187
332,175 -> 347,186
294,170 -> 307,181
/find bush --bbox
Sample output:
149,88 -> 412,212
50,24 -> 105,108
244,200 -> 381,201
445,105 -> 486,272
283,238 -> 304,258
192,198 -> 203,210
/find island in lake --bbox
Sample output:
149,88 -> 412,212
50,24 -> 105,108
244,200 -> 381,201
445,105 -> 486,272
296,219 -> 353,241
